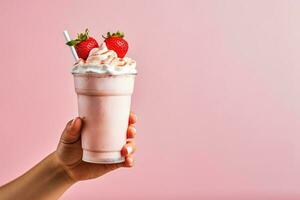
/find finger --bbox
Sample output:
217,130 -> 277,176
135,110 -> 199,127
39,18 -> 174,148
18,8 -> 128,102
60,117 -> 82,144
129,112 -> 137,125
101,157 -> 133,170
121,141 -> 137,156
123,155 -> 134,167
127,125 -> 136,139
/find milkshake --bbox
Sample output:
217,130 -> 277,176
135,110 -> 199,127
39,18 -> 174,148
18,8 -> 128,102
67,30 -> 137,163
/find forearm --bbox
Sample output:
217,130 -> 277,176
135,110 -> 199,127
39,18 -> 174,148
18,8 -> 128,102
0,152 -> 75,200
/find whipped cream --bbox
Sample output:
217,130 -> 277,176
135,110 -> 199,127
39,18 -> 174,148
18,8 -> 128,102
72,42 -> 137,75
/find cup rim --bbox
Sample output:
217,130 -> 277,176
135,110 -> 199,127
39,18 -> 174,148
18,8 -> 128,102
72,72 -> 137,77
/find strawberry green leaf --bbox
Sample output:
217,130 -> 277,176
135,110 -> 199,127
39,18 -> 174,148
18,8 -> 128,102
66,40 -> 78,46
106,31 -> 125,38
67,28 -> 90,46
84,28 -> 89,36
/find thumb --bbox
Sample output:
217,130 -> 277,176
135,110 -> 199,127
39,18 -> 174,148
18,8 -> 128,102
60,117 -> 82,144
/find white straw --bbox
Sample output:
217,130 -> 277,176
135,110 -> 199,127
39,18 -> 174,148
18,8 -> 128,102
63,30 -> 79,61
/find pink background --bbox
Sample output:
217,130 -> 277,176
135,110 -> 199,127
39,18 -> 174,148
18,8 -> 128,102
0,0 -> 300,199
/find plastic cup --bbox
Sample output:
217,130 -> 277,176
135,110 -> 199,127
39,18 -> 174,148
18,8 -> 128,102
73,73 -> 136,164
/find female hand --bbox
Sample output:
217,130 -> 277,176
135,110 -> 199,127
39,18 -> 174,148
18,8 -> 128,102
55,112 -> 137,182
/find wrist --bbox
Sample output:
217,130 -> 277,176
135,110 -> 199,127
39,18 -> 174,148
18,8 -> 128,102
50,152 -> 77,185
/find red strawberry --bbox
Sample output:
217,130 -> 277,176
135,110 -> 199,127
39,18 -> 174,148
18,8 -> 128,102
103,31 -> 128,58
66,29 -> 99,60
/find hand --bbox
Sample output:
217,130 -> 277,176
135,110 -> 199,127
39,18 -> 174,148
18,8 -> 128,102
55,112 -> 137,182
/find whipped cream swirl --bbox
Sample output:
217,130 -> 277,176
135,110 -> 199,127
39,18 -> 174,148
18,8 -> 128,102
72,42 -> 137,75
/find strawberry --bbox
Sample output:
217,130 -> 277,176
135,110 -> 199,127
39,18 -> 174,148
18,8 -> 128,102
103,31 -> 128,58
66,29 -> 99,60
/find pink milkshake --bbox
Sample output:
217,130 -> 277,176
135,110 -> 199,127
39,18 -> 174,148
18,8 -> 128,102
67,30 -> 137,163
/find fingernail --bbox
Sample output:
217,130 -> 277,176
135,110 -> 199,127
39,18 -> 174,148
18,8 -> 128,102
127,157 -> 134,165
130,126 -> 136,134
126,146 -> 133,155
70,118 -> 76,127
133,114 -> 138,122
